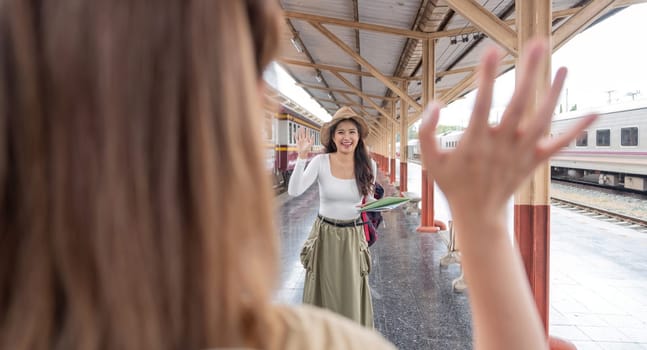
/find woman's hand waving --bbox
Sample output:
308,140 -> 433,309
296,127 -> 314,159
419,39 -> 596,222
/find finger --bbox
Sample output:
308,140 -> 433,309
525,67 -> 568,142
468,46 -> 500,133
536,114 -> 597,161
419,103 -> 442,162
498,39 -> 548,134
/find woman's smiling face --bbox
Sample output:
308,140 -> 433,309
333,120 -> 360,155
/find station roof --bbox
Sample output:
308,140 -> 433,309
277,0 -> 646,136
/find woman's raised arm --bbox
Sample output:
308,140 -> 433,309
418,38 -> 597,350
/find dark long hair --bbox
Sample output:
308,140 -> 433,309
324,119 -> 374,196
0,1 -> 282,349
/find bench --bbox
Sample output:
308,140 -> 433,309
401,192 -> 421,216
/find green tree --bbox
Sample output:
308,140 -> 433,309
435,125 -> 465,135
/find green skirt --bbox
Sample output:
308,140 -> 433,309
300,215 -> 374,328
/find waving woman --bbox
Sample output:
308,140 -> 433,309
288,107 -> 377,328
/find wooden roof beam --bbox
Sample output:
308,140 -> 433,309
428,8 -> 582,40
310,21 -> 423,112
444,0 -> 518,55
415,0 -> 622,125
285,8 -> 583,42
553,0 -> 619,51
316,98 -> 378,110
440,73 -> 479,106
279,58 -> 409,82
436,59 -> 515,77
296,82 -> 397,101
332,71 -> 398,124
284,10 -> 428,39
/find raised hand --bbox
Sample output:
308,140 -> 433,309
419,39 -> 596,220
295,127 -> 314,159
418,38 -> 597,350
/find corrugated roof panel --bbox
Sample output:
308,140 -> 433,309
552,0 -> 578,12
359,31 -> 407,74
359,33 -> 408,97
358,0 -> 420,29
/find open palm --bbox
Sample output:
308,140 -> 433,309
296,127 -> 314,158
419,39 -> 596,219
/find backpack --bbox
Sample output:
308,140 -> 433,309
362,183 -> 384,247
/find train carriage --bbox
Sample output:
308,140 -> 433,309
434,101 -> 647,192
551,101 -> 647,191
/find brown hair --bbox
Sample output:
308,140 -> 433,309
0,1 -> 282,349
324,119 -> 375,196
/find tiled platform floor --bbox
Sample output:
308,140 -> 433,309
273,173 -> 647,350
549,205 -> 647,350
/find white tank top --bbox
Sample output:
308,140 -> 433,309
287,154 -> 376,220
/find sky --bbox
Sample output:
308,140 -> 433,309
440,3 -> 647,127
268,3 -> 647,126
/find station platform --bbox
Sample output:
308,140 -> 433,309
273,167 -> 647,350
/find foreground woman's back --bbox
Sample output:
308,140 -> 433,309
0,1 -> 286,348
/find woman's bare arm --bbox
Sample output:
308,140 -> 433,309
418,38 -> 597,350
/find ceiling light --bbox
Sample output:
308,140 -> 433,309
290,37 -> 305,53
315,73 -> 323,82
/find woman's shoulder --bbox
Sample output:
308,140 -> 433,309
272,304 -> 396,350
308,153 -> 328,169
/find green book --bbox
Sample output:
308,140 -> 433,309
359,196 -> 410,212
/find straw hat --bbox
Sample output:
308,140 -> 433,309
320,106 -> 370,148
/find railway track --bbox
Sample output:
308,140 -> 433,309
551,196 -> 647,233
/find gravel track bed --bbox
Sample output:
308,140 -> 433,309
551,181 -> 647,220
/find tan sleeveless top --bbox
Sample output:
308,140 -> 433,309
272,304 -> 396,350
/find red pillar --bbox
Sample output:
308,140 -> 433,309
417,168 -> 440,233
389,158 -> 396,184
399,162 -> 407,192
515,204 -> 550,331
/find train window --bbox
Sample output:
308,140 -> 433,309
292,123 -> 297,144
575,131 -> 588,147
596,129 -> 610,147
621,127 -> 638,146
288,122 -> 293,144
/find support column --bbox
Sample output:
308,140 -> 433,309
390,102 -> 397,184
399,81 -> 408,193
515,1 -> 558,344
417,38 -> 440,233
381,134 -> 387,172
